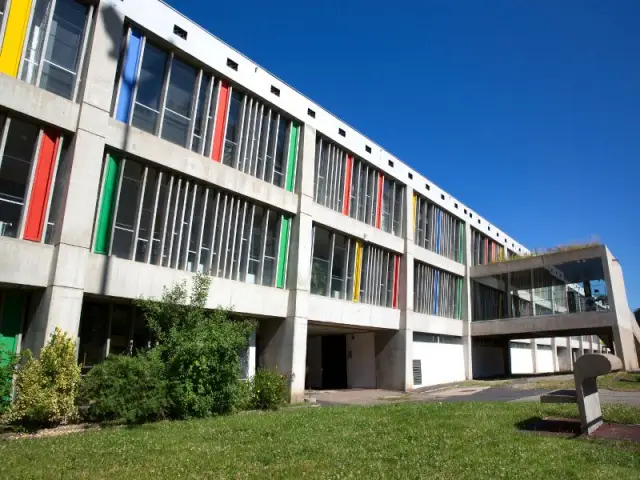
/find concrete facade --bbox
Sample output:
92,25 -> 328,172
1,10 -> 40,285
0,0 -> 636,402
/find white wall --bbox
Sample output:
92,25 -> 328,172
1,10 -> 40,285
510,344 -> 534,374
413,337 -> 465,387
536,348 -> 554,373
346,333 -> 376,388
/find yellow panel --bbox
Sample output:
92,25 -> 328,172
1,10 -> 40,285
0,0 -> 33,77
352,241 -> 363,302
412,193 -> 417,232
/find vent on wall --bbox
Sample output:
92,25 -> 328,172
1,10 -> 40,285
413,360 -> 422,386
307,108 -> 316,118
173,25 -> 188,40
226,58 -> 238,71
271,85 -> 280,97
365,145 -> 372,153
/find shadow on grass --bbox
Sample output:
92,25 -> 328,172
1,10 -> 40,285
515,416 -> 581,439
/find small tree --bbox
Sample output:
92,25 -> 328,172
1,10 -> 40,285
5,328 -> 81,427
136,273 -> 256,418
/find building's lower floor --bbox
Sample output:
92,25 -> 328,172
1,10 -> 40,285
0,286 -> 613,399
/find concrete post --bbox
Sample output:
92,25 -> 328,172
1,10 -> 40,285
462,221 -> 473,379
531,339 -> 538,374
22,4 -> 125,353
551,337 -> 559,372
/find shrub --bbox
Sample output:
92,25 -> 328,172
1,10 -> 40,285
5,328 -> 81,427
0,352 -> 17,414
78,350 -> 169,424
249,368 -> 291,411
136,273 -> 255,418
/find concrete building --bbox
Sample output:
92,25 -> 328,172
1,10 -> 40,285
0,0 -> 637,401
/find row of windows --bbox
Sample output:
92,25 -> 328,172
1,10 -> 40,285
414,261 -> 463,319
12,0 -> 93,100
471,282 -> 506,321
414,332 -> 463,345
0,112 -> 68,243
510,341 -> 530,349
414,195 -> 464,263
94,153 -> 291,288
113,27 -> 299,191
313,136 -> 404,236
511,296 -> 533,317
310,224 -> 399,308
471,228 -> 505,265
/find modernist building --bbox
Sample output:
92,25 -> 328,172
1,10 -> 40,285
0,0 -> 638,400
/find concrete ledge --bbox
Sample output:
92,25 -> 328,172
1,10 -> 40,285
412,245 -> 465,277
0,237 -> 55,287
410,312 -> 464,336
0,74 -> 79,132
105,119 -> 298,215
304,198 -> 404,254
83,253 -> 290,317
470,245 -> 605,278
471,310 -> 616,338
308,295 -> 401,330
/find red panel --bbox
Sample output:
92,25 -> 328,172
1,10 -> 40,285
342,154 -> 353,215
211,82 -> 230,162
24,129 -> 59,242
392,256 -> 400,309
375,172 -> 383,228
484,238 -> 489,264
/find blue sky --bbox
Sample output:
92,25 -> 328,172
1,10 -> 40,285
167,0 -> 640,308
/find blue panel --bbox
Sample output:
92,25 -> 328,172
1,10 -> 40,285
115,29 -> 143,123
433,270 -> 439,315
435,209 -> 441,254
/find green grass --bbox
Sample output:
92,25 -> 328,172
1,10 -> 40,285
522,372 -> 640,392
1,402 -> 640,479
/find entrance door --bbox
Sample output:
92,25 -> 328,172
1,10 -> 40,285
322,335 -> 347,389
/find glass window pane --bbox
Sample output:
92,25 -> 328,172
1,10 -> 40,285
44,136 -> 70,244
310,227 -> 331,295
273,117 -> 287,187
191,75 -> 210,152
0,119 -> 39,238
78,301 -> 109,369
161,57 -> 197,146
150,174 -> 169,265
20,0 -> 50,85
135,168 -> 159,262
223,91 -> 243,166
261,211 -> 278,286
112,161 -> 143,259
331,234 -> 346,299
40,0 -> 88,99
247,205 -> 263,283
132,43 -> 167,133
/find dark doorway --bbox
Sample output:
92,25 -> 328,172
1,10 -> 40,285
322,335 -> 347,389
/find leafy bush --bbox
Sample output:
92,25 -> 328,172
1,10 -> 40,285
5,328 -> 81,427
78,350 -> 169,424
249,368 -> 291,411
136,273 -> 255,418
0,351 -> 17,414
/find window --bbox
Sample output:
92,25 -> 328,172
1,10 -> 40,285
310,224 -> 399,307
365,145 -> 371,153
388,159 -> 394,167
20,0 -> 93,101
471,228 -> 505,265
161,57 -> 198,146
0,118 -> 39,238
226,58 -> 238,70
414,195 -> 464,262
472,281 -> 507,321
408,172 -> 413,179
98,153 -> 290,289
131,43 -> 167,134
173,25 -> 187,40
414,261 -> 463,319
307,108 -> 316,118
270,85 -> 280,97
338,128 -> 345,137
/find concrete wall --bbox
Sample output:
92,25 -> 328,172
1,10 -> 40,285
510,344 -> 534,374
536,349 -> 554,373
413,337 -> 465,387
346,333 -> 376,388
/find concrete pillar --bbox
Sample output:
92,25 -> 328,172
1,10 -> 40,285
462,222 -> 473,379
530,339 -> 538,373
551,337 -> 559,372
23,4 -> 125,353
375,329 -> 411,390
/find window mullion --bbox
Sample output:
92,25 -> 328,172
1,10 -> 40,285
233,200 -> 248,280
326,233 -> 335,297
144,171 -> 163,264
203,79 -> 219,158
0,117 -> 11,172
239,98 -> 253,172
193,187 -> 209,272
187,69 -> 203,151
214,194 -> 229,276
243,204 -> 256,281
108,158 -> 127,255
34,0 -> 58,87
251,103 -> 264,177
155,51 -> 173,137
313,137 -> 322,202
224,197 -> 240,278
41,135 -> 64,243
165,177 -> 181,266
173,179 -> 190,269
268,113 -> 280,184
181,183 -> 198,270
232,94 -> 247,169
17,128 -> 43,239
72,4 -> 93,102
156,174 -> 173,266
130,166 -> 149,260
342,237 -> 351,299
259,108 -> 272,181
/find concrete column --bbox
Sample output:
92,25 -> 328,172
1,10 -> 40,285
23,4 -> 125,353
551,337 -> 559,372
529,268 -> 537,316
462,221 -> 473,379
375,329 -> 412,390
531,339 -> 538,374
579,336 -> 584,357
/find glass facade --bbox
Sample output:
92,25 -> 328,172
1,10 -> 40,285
414,195 -> 464,262
20,0 -> 93,100
414,261 -> 463,319
95,152 -> 290,288
471,228 -> 505,265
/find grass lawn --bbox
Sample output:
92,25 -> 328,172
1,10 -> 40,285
461,372 -> 640,392
1,402 -> 639,479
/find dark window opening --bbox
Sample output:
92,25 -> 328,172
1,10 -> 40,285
338,128 -> 346,137
227,58 -> 238,71
365,145 -> 372,153
307,108 -> 316,118
270,85 -> 280,97
388,159 -> 394,167
408,172 -> 413,179
173,25 -> 188,40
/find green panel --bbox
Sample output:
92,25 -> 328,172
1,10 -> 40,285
0,292 -> 26,357
459,222 -> 464,263
285,124 -> 299,192
276,217 -> 291,289
94,154 -> 121,254
456,278 -> 463,320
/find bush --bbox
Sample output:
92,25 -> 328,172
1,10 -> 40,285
249,368 -> 291,411
136,273 -> 255,418
5,328 -> 81,427
78,350 -> 169,424
0,352 -> 17,414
